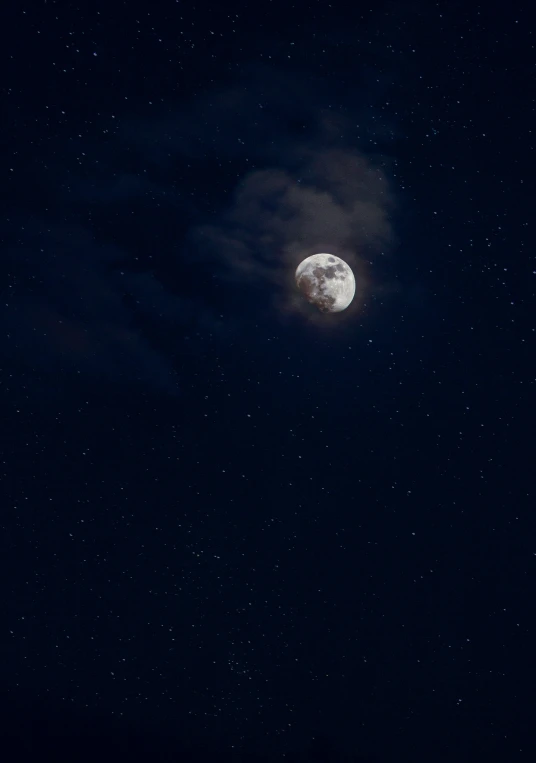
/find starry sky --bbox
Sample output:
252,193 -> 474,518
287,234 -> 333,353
2,0 -> 535,761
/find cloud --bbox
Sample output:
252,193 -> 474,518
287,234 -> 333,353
2,223 -> 181,394
189,140 -> 396,323
196,150 -> 393,273
2,61 -> 398,394
123,62 -> 397,322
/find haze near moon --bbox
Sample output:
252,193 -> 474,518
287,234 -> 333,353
295,253 -> 356,313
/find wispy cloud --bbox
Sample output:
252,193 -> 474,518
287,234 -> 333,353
2,62 -> 397,393
124,63 -> 397,322
194,148 -> 394,279
2,224 -> 181,394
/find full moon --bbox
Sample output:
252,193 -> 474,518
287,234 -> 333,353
295,253 -> 356,313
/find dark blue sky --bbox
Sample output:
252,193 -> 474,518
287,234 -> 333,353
2,1 -> 534,761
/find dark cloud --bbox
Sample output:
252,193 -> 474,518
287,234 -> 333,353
3,62 -> 398,392
121,64 -> 326,167
122,63 -> 397,323
2,224 -> 181,394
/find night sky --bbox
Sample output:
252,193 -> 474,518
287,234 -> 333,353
2,0 -> 535,761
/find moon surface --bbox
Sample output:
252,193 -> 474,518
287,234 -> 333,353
295,253 -> 356,313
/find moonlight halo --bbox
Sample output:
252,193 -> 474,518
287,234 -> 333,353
295,253 -> 356,313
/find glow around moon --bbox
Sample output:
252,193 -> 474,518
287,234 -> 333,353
295,253 -> 356,313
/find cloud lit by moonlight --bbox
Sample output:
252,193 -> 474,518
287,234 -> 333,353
193,146 -> 394,322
